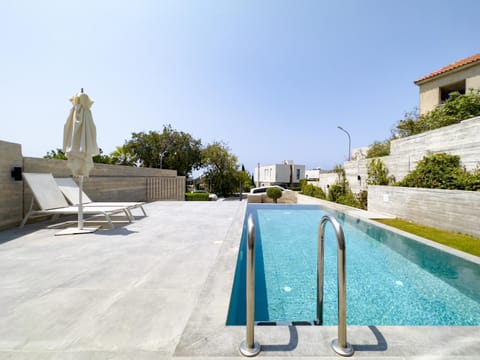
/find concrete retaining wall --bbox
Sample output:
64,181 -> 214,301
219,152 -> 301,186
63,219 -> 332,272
368,185 -> 480,238
1,140 -> 185,230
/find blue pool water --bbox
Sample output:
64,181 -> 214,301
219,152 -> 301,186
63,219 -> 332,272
226,204 -> 480,326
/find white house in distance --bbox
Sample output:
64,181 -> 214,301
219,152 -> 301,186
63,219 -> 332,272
254,161 -> 305,187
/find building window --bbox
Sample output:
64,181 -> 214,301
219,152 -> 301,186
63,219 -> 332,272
296,168 -> 300,180
440,80 -> 466,103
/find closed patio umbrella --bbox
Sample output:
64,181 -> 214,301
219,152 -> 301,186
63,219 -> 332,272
62,88 -> 99,233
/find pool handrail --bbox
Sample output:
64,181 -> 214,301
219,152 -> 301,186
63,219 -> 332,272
317,215 -> 354,357
239,214 -> 261,357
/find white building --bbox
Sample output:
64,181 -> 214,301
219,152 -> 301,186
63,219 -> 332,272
415,53 -> 480,115
254,161 -> 305,187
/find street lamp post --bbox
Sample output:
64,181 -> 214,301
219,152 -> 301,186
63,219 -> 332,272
159,151 -> 167,169
337,126 -> 351,161
257,163 -> 260,187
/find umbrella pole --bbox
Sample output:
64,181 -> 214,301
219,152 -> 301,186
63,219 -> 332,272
56,174 -> 99,235
78,176 -> 84,230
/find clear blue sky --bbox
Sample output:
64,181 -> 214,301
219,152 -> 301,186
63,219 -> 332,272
2,0 -> 479,174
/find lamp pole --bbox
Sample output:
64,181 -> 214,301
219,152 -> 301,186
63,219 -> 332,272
257,163 -> 260,187
337,126 -> 351,161
159,151 -> 167,169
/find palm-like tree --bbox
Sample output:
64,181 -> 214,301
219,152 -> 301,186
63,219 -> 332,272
111,146 -> 136,166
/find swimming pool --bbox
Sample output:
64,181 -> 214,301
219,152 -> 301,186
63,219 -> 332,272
226,204 -> 480,326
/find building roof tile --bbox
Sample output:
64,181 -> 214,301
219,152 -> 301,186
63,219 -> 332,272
414,53 -> 480,84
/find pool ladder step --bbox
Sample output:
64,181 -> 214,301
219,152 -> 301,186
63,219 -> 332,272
256,320 -> 316,326
239,214 -> 354,357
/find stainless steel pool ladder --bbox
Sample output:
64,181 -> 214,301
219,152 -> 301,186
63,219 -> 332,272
239,214 -> 261,357
317,215 -> 354,357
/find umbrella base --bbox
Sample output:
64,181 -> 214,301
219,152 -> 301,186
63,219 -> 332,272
55,226 -> 100,236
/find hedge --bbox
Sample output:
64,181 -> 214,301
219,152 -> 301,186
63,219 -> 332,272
185,192 -> 210,201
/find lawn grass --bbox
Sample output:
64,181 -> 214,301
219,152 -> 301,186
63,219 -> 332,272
375,218 -> 480,257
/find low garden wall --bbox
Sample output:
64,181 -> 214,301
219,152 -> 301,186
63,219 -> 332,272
247,190 -> 297,204
0,139 -> 185,230
368,185 -> 480,238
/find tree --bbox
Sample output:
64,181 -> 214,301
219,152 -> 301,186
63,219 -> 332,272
44,148 -> 67,160
393,108 -> 424,138
44,148 -> 113,164
202,142 -> 239,197
238,164 -> 254,193
367,159 -> 394,185
266,187 -> 282,203
125,125 -> 202,176
333,164 -> 347,193
92,148 -> 114,164
110,145 -> 136,166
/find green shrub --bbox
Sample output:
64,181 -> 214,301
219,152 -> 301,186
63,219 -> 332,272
366,140 -> 391,158
395,89 -> 480,137
367,159 -> 394,185
266,187 -> 282,203
327,183 -> 344,202
299,179 -> 308,192
396,153 -> 480,190
463,167 -> 480,191
337,192 -> 361,208
301,183 -> 326,199
357,190 -> 368,210
302,183 -> 314,196
327,166 -> 361,208
185,192 -> 210,201
312,186 -> 326,199
327,184 -> 360,208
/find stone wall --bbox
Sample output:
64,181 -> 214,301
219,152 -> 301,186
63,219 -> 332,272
368,185 -> 480,238
0,140 -> 185,230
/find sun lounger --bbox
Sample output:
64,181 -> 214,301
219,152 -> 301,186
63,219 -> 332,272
21,173 -> 134,229
55,177 -> 147,217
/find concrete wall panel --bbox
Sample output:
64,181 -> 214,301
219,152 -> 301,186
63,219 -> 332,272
368,185 -> 480,238
0,141 -> 24,230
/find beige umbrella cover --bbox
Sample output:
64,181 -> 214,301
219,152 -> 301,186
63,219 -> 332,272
62,90 -> 99,231
63,91 -> 99,176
